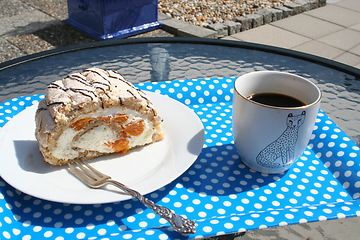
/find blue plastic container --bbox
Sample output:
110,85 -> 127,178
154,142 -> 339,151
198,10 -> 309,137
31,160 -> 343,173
66,0 -> 162,40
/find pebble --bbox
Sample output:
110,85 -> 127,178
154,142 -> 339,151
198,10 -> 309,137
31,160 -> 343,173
158,0 -> 294,27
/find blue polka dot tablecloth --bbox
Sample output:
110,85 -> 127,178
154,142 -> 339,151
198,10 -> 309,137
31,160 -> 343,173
1,77 -> 360,240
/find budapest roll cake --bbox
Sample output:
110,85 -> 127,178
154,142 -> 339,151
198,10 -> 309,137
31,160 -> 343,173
35,67 -> 164,165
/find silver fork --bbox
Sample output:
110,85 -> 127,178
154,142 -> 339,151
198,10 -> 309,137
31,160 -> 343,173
68,160 -> 196,234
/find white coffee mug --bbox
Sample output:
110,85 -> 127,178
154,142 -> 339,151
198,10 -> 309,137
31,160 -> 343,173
232,71 -> 321,174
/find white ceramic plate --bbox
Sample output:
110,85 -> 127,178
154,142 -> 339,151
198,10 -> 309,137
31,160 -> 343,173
0,92 -> 204,204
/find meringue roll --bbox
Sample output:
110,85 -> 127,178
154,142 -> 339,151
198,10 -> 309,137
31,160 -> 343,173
35,68 -> 164,166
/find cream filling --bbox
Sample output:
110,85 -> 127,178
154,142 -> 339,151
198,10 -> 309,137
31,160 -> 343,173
51,109 -> 155,160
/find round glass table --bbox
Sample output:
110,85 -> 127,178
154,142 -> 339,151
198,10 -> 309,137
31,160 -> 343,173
0,38 -> 359,239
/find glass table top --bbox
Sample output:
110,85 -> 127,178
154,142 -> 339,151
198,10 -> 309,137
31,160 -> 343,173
1,38 -> 359,145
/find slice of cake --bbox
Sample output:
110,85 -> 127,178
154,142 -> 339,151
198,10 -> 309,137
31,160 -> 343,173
35,67 -> 164,166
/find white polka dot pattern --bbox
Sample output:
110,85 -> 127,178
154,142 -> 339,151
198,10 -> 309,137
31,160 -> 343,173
0,78 -> 359,239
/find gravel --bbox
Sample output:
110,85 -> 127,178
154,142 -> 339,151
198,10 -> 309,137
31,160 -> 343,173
158,0 -> 294,26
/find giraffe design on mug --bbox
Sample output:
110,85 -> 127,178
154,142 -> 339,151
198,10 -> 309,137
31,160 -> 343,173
256,111 -> 306,168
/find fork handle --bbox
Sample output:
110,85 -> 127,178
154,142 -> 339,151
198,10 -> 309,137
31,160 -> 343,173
107,180 -> 196,234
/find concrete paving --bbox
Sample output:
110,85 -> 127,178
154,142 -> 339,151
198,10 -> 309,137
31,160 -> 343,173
223,0 -> 360,69
0,0 -> 360,240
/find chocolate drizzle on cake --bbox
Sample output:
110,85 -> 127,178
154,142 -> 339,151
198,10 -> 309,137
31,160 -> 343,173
147,105 -> 157,116
47,82 -> 63,90
68,74 -> 111,92
67,73 -> 111,99
69,88 -> 97,100
127,89 -> 137,99
43,67 -> 158,117
48,101 -> 66,106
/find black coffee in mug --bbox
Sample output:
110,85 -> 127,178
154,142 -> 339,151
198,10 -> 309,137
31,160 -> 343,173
247,92 -> 305,108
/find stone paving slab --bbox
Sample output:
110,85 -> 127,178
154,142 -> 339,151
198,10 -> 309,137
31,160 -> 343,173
24,0 -> 68,20
306,4 -> 360,27
351,44 -> 360,56
0,10 -> 56,37
223,24 -> 311,49
177,26 -> 217,38
159,12 -> 217,38
350,23 -> 360,32
318,28 -> 360,52
0,38 -> 25,60
334,51 -> 360,68
271,14 -> 344,39
292,40 -> 344,59
334,0 -> 360,10
0,0 -> 33,18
